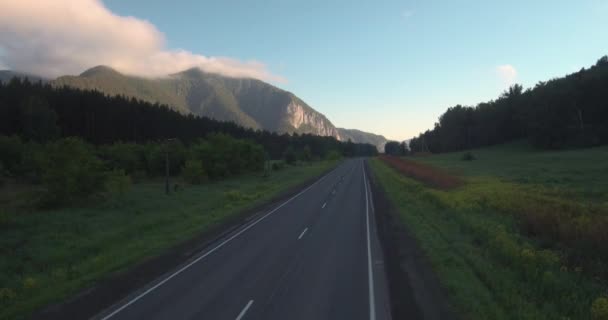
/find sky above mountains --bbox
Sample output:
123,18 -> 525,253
1,0 -> 607,140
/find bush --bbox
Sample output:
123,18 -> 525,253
105,170 -> 132,198
325,150 -> 342,161
592,297 -> 608,320
16,141 -> 46,183
461,151 -> 476,161
271,161 -> 286,171
181,159 -> 207,184
284,146 -> 297,165
99,143 -> 144,174
190,134 -> 264,179
40,138 -> 107,206
0,135 -> 23,174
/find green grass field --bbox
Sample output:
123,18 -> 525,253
417,141 -> 608,203
369,143 -> 608,320
0,161 -> 336,320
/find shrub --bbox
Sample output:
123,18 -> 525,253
284,146 -> 297,165
99,143 -> 144,174
22,277 -> 37,290
325,150 -> 342,161
0,287 -> 16,302
15,141 -> 46,183
271,161 -> 286,171
40,138 -> 106,206
105,170 -> 132,198
592,297 -> 608,320
181,159 -> 207,184
0,135 -> 23,173
461,151 -> 476,161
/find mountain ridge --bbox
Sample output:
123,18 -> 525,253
5,65 -> 385,146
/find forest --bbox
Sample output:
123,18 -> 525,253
0,79 -> 376,207
409,56 -> 608,153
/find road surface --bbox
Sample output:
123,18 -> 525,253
94,159 -> 391,320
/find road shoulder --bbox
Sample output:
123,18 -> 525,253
365,160 -> 457,320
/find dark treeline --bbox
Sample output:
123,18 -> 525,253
384,140 -> 409,156
409,56 -> 608,153
0,79 -> 377,159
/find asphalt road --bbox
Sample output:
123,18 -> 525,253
94,159 -> 391,320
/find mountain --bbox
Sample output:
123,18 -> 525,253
337,128 -> 388,152
0,70 -> 47,83
53,66 -> 340,137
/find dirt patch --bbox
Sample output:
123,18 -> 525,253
366,160 -> 458,320
29,166 -> 336,320
379,155 -> 462,190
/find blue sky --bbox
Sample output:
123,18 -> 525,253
81,1 -> 608,139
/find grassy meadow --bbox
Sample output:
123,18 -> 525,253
0,161 -> 336,320
369,142 -> 608,320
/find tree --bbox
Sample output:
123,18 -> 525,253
19,96 -> 59,142
301,145 -> 312,162
181,159 -> 207,184
284,146 -> 297,165
40,138 -> 106,206
384,141 -> 407,155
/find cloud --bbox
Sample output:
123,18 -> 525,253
496,64 -> 517,87
0,0 -> 284,82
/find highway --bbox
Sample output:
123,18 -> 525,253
94,159 -> 391,320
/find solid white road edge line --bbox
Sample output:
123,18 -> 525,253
99,164 -> 341,320
298,227 -> 308,240
235,300 -> 254,320
363,161 -> 377,320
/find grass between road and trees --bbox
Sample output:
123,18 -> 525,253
369,141 -> 608,320
0,136 -> 338,320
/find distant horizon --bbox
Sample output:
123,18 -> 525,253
2,0 -> 607,141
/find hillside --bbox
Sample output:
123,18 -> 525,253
0,70 -> 47,83
337,128 -> 387,152
53,66 -> 339,137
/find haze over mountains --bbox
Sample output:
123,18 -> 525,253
1,66 -> 387,150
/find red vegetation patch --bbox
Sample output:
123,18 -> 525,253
379,155 -> 463,190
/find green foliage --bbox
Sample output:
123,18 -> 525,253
142,141 -> 186,177
371,143 -> 608,319
409,57 -> 608,153
181,159 -> 207,184
301,145 -> 312,162
0,135 -> 23,173
0,79 -> 378,160
325,150 -> 342,161
104,170 -> 132,198
99,143 -> 144,174
283,146 -> 297,165
461,151 -> 475,161
190,133 -> 264,179
271,160 -> 286,171
0,160 -> 336,320
19,96 -> 59,142
384,140 -> 408,155
592,297 -> 608,320
40,138 -> 106,206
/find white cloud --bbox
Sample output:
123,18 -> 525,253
496,64 -> 517,87
0,0 -> 284,82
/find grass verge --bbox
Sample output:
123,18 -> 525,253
369,157 -> 605,319
0,161 -> 336,320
